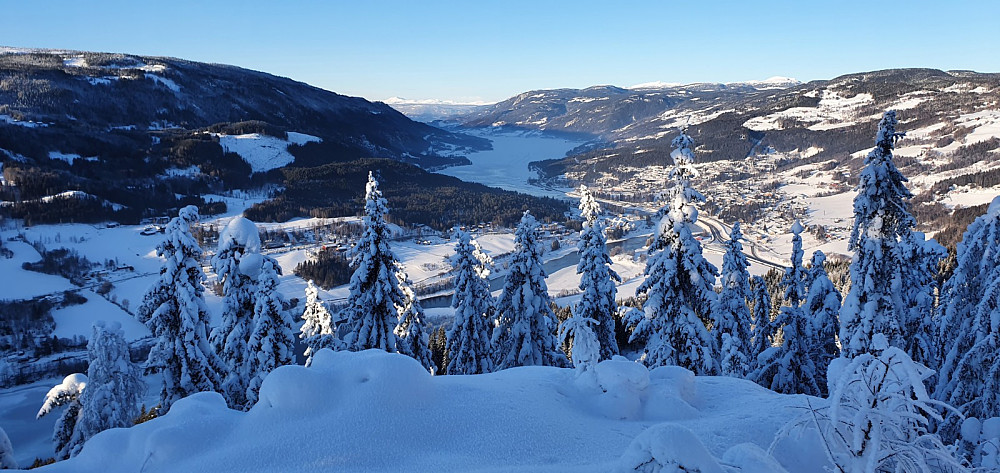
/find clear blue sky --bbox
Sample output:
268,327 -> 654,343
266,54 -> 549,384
2,0 -> 998,103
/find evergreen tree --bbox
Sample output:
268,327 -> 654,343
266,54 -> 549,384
573,186 -> 621,361
749,275 -> 775,371
339,172 -> 434,372
754,221 -> 821,395
901,232 -> 947,369
444,229 -> 494,375
0,426 -> 15,470
629,131 -> 717,374
840,111 -> 943,358
936,196 -> 1000,405
71,321 -> 145,457
340,172 -> 405,353
136,205 -> 224,413
492,211 -> 569,369
940,262 -> 1000,441
209,216 -> 261,409
803,251 -> 841,388
299,280 -> 340,366
711,222 -> 754,378
36,373 -> 87,460
395,280 -> 437,374
245,256 -> 294,406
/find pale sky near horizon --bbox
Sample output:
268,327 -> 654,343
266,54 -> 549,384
2,0 -> 999,103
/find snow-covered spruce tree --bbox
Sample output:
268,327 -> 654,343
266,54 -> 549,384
340,171 -> 405,353
573,185 -> 621,361
940,263 -> 1000,442
0,426 -> 15,469
395,279 -> 437,374
840,111 -> 943,358
820,335 -> 964,472
936,197 -> 1000,404
804,250 -> 841,388
629,131 -> 717,374
444,229 -> 494,375
902,232 -> 947,369
209,216 -> 261,409
492,211 -> 569,369
136,205 -> 224,413
711,222 -> 754,378
71,321 -> 145,457
748,275 -> 775,372
299,280 -> 340,366
339,172 -> 435,372
754,221 -> 821,395
245,256 -> 294,406
36,373 -> 87,460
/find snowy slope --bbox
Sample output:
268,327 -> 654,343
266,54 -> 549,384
38,349 -> 825,472
215,132 -> 322,173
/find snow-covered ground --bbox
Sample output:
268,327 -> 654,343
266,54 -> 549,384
34,349 -> 827,472
215,132 -> 322,173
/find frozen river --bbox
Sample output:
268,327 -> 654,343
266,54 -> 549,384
437,128 -> 588,199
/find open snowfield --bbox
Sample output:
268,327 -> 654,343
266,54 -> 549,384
214,132 -> 322,173
35,349 -> 826,472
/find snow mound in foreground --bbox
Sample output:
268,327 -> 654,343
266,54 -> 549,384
42,350 -> 826,472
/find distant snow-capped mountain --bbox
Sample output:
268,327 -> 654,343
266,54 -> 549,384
383,97 -> 493,123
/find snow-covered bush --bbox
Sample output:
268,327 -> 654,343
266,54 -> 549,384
776,335 -> 965,472
617,423 -> 724,473
960,417 -> 1000,470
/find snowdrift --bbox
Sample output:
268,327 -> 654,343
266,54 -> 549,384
40,350 -> 829,472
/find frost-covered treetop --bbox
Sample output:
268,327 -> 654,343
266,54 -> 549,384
874,110 -> 905,152
364,171 -> 389,225
578,185 -> 601,224
848,110 -> 914,250
790,219 -> 803,235
178,204 -> 199,223
989,195 -> 1000,217
36,373 -> 88,419
218,216 -> 261,253
670,130 -> 696,166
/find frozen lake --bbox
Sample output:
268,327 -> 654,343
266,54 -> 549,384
437,128 -> 587,199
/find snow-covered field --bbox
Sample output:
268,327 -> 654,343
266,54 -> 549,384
36,349 -> 826,472
215,132 -> 322,173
